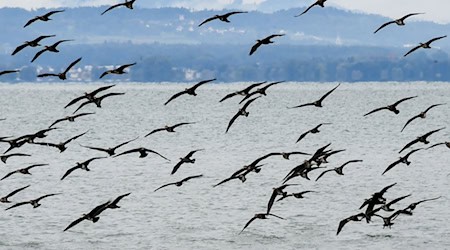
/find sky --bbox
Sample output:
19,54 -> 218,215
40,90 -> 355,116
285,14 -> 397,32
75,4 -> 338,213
0,0 -> 449,23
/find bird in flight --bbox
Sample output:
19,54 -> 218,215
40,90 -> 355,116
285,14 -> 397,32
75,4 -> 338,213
401,104 -> 445,132
24,10 -> 65,28
198,11 -> 247,27
73,92 -> 125,114
219,81 -> 266,103
63,201 -> 111,231
31,39 -> 73,63
0,153 -> 31,164
399,127 -> 444,153
382,148 -> 422,175
145,122 -> 194,137
296,123 -> 331,143
240,213 -> 284,234
295,0 -> 327,17
171,150 -> 203,175
32,131 -> 88,153
37,57 -> 82,80
5,193 -> 60,210
12,35 -> 55,56
164,78 -> 216,105
404,36 -> 447,57
226,96 -> 260,133
238,81 -> 284,104
374,13 -> 424,34
364,96 -> 417,116
154,174 -> 203,192
315,160 -> 363,181
0,70 -> 20,76
99,63 -> 136,79
107,193 -> 131,209
81,137 -> 138,156
101,0 -> 136,15
289,84 -> 340,109
49,112 -> 94,128
61,157 -> 106,180
64,85 -> 115,109
0,185 -> 30,203
336,213 -> 366,235
115,147 -> 169,160
1,164 -> 48,181
249,34 -> 285,56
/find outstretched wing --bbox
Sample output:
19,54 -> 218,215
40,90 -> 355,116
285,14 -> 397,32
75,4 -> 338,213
23,17 -> 39,28
181,174 -> 203,183
318,83 -> 340,103
336,217 -> 352,235
288,102 -> 315,109
116,63 -> 137,72
64,131 -> 88,145
404,44 -> 422,57
296,130 -> 310,143
170,161 -> 184,175
295,2 -> 318,17
219,92 -> 240,102
240,216 -> 257,234
64,57 -> 82,74
426,35 -> 447,45
401,13 -> 424,21
212,176 -> 236,188
101,3 -> 124,15
198,16 -> 219,27
364,106 -> 389,117
225,111 -> 241,133
37,73 -> 60,78
373,21 -> 395,34
249,41 -> 262,56
393,96 -> 417,107
5,201 -> 30,210
61,166 -> 81,180
382,159 -> 402,175
401,114 -> 421,132
114,148 -> 140,157
191,78 -> 216,91
266,190 -> 278,214
49,117 -> 67,128
399,138 -> 420,153
112,137 -> 138,150
109,192 -> 131,206
154,182 -> 176,192
5,185 -> 30,199
1,170 -> 19,181
31,48 -> 48,63
315,169 -> 334,181
145,128 -> 166,137
12,43 -> 29,55
164,90 -> 188,105
63,216 -> 86,231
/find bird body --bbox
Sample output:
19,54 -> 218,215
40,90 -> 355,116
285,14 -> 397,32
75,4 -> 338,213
404,36 -> 447,57
198,11 -> 247,26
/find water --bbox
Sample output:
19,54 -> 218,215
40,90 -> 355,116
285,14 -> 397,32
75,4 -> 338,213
0,82 -> 449,249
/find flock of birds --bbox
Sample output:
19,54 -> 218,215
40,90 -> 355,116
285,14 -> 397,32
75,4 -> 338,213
0,0 -> 449,239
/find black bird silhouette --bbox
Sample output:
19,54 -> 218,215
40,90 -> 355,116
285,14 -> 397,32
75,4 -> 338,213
1,153 -> 31,163
315,160 -> 363,181
24,10 -> 65,28
219,81 -> 266,103
239,81 -> 284,104
369,194 -> 411,214
5,193 -> 59,210
0,70 -> 20,76
399,127 -> 444,153
2,128 -> 57,153
382,148 -> 422,175
115,147 -> 169,160
171,150 -> 203,175
99,63 -> 136,79
289,84 -> 340,109
296,123 -> 331,143
12,35 -> 55,55
32,131 -> 88,153
277,190 -> 315,202
401,104 -> 445,132
1,164 -> 48,181
249,34 -> 285,56
226,96 -> 260,133
213,164 -> 265,187
101,0 -> 136,15
64,201 -> 111,231
73,92 -> 125,113
372,211 -> 402,228
336,213 -> 366,235
374,13 -> 424,34
364,96 -> 417,116
404,35 -> 447,57
154,174 -> 203,192
398,196 -> 441,215
65,85 -> 115,108
81,137 -> 138,156
164,78 -> 216,105
49,112 -> 94,128
31,39 -> 73,63
426,141 -> 450,150
240,213 -> 284,234
267,184 -> 299,214
296,0 -> 327,17
360,183 -> 397,221
107,193 -> 131,209
37,57 -> 82,80
0,185 -> 30,203
198,11 -> 247,26
61,157 -> 106,180
145,122 -> 194,137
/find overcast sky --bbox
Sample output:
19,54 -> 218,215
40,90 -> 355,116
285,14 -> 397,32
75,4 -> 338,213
1,0 -> 448,23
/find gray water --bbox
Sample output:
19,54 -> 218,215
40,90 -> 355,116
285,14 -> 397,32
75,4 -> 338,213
0,82 -> 449,249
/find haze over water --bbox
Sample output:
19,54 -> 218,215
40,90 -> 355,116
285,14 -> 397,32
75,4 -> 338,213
0,82 -> 449,249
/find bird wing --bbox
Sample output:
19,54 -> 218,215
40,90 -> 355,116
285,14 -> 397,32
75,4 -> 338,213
242,96 -> 261,110
238,91 -> 258,104
144,149 -> 169,161
242,81 -> 267,93
64,57 -> 82,74
296,2 -> 318,17
426,35 -> 447,45
5,185 -> 30,199
0,70 -> 20,76
31,142 -> 60,149
109,192 -> 131,206
392,96 -> 417,107
116,63 -> 137,72
84,157 -> 106,165
61,166 -> 81,180
266,34 -> 285,40
12,43 -> 29,55
363,106 -> 389,116
164,90 -> 188,105
288,102 -> 315,109
403,44 -> 422,57
186,149 -> 202,158
240,216 -> 258,234
422,127 -> 445,139
63,216 -> 86,231
315,169 -> 334,181
65,96 -> 88,109
191,78 -> 216,91
426,142 -> 445,150
1,170 -> 19,181
379,182 -> 397,196
296,130 -> 310,143
49,118 -> 67,128
96,92 -> 125,103
340,159 -> 363,169
99,70 -> 111,79
266,190 -> 278,214
72,100 -> 93,114
90,85 -> 116,96
172,122 -> 194,129
114,148 -> 140,157
89,201 -> 111,217
112,137 -> 138,150
424,103 -> 444,114
373,21 -> 396,34
401,13 -> 424,21
5,201 -> 30,210
31,48 -> 48,63
154,182 -> 177,192
52,39 -> 73,48
35,193 -> 59,202
198,16 -> 219,27
219,92 -> 240,102
225,111 -> 241,133
336,217 -> 351,235
387,194 -> 411,207
401,114 -> 421,132
318,83 -> 340,103
45,10 -> 65,18
249,41 -> 262,56
73,112 -> 95,120
81,145 -> 109,153
267,213 -> 285,220
34,35 -> 56,43
23,17 -> 39,28
212,176 -> 235,187
414,196 -> 441,206
145,128 -> 166,137
171,161 -> 184,175
399,137 -> 420,153
181,174 -> 203,183
101,3 -> 124,15
64,131 -> 88,145
37,73 -> 60,78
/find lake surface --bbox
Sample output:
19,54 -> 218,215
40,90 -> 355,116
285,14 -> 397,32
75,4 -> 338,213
0,82 -> 449,249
